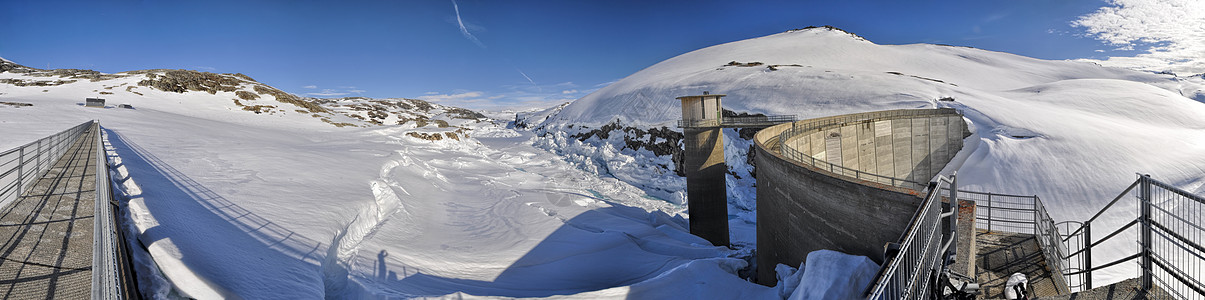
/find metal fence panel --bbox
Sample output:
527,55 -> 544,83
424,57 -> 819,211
0,121 -> 92,208
91,123 -> 125,300
1144,176 -> 1205,300
866,177 -> 952,299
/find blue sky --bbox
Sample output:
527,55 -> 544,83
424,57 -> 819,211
2,0 -> 1199,110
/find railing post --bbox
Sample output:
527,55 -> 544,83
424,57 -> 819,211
17,147 -> 24,192
34,140 -> 42,179
987,194 -> 993,232
1084,221 -> 1092,289
1138,174 -> 1152,292
948,173 -> 958,260
1031,197 -> 1039,235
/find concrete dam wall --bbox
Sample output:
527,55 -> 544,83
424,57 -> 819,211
753,108 -> 969,285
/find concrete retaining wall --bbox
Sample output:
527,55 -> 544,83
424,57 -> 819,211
753,108 -> 968,286
780,112 -> 965,186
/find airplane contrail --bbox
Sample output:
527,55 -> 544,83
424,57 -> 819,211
518,69 -> 541,92
451,0 -> 485,48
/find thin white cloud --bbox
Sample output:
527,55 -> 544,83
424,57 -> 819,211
1071,0 -> 1205,75
301,86 -> 363,97
562,89 -> 578,94
451,0 -> 486,48
307,89 -> 349,97
420,88 -> 574,111
419,91 -> 485,103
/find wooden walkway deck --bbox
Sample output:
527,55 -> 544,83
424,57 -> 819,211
0,125 -> 99,299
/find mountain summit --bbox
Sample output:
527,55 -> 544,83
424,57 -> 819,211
545,26 -> 1204,128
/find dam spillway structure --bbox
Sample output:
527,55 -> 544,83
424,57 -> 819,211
751,108 -> 970,285
674,92 -> 794,247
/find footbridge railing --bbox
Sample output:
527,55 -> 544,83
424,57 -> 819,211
950,189 -> 1075,292
0,120 -> 92,208
0,121 -> 136,299
93,122 -> 137,300
865,174 -> 1205,299
866,175 -> 958,299
1061,175 -> 1205,299
677,115 -> 796,128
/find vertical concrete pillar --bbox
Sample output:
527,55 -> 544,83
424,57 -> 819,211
683,127 -> 729,246
952,200 -> 977,277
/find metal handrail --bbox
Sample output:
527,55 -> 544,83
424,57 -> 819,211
92,122 -> 128,299
1061,180 -> 1140,242
958,187 -> 1075,293
0,121 -> 93,208
1058,175 -> 1205,298
721,115 -> 796,125
677,115 -> 796,128
866,175 -> 955,299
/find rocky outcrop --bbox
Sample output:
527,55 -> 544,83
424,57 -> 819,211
137,70 -> 242,94
568,120 -> 686,176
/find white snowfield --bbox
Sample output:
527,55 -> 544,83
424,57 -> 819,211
0,62 -> 779,298
537,27 -> 1205,286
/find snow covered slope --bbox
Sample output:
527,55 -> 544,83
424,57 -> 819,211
549,27 -> 1203,127
0,57 -> 494,148
531,26 -> 1205,284
1,58 -> 774,298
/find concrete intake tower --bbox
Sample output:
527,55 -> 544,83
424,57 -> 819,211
675,92 -> 795,247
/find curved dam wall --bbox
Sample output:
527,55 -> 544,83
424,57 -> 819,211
753,108 -> 968,286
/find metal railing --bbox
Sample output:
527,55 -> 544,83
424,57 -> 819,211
1060,175 -> 1204,299
1142,175 -> 1205,299
780,139 -> 926,191
956,189 -> 1075,292
775,109 -> 960,191
720,115 -> 796,126
0,121 -> 132,299
676,115 -> 796,128
866,175 -> 958,299
0,120 -> 93,208
92,122 -> 130,299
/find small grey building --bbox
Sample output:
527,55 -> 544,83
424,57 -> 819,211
85,98 -> 105,108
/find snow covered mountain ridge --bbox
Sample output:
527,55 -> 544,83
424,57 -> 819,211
0,56 -> 494,138
525,26 -> 1205,284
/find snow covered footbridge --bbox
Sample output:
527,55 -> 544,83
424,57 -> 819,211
0,121 -> 137,299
